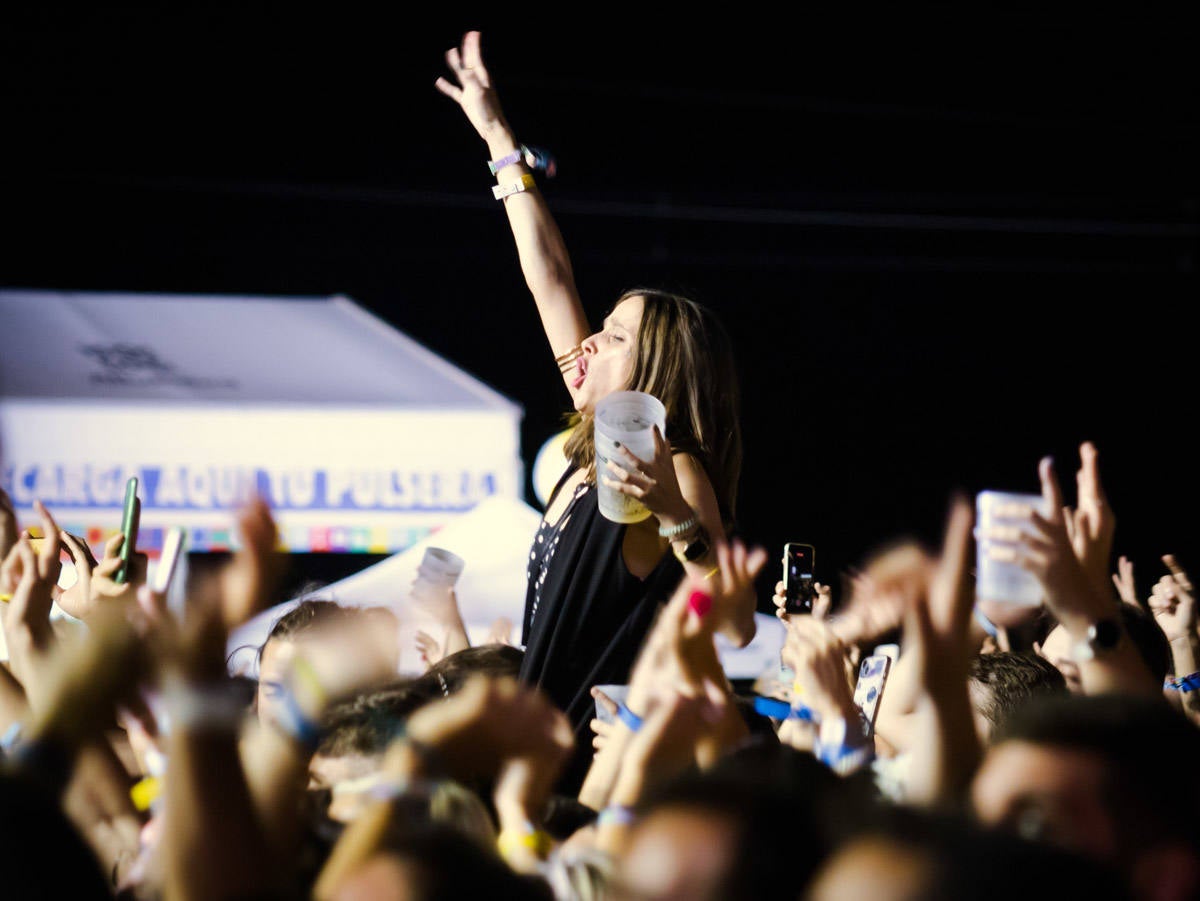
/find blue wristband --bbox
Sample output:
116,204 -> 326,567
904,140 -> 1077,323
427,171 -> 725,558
753,696 -> 819,723
617,703 -> 644,733
974,605 -> 1000,639
1165,671 -> 1200,692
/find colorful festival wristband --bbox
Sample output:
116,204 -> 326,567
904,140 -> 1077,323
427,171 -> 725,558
617,702 -> 644,733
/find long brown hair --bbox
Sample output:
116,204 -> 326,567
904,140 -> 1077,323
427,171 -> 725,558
563,289 -> 743,524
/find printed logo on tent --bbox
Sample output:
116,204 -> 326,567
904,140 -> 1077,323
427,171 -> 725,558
79,343 -> 239,391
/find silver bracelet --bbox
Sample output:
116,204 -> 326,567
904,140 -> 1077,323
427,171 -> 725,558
658,515 -> 699,539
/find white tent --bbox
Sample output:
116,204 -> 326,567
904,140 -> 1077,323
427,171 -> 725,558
0,289 -> 523,556
226,495 -> 543,676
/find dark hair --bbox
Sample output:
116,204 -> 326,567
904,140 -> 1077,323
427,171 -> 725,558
637,744 -> 850,900
411,644 -> 524,699
364,826 -> 554,901
969,652 -> 1068,736
562,289 -> 743,524
832,806 -> 1130,901
259,601 -> 400,670
996,693 -> 1200,852
260,599 -> 347,663
1117,602 -> 1172,685
317,679 -> 437,758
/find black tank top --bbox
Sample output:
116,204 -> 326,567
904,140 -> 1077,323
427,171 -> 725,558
520,465 -> 682,793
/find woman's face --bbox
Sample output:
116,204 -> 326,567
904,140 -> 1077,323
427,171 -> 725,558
572,294 -> 644,415
256,636 -> 295,723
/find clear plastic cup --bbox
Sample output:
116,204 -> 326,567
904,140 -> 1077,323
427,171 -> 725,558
414,547 -> 464,595
594,390 -> 667,524
975,491 -> 1049,607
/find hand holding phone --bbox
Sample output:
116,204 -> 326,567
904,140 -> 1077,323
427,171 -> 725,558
783,542 -> 816,615
114,477 -> 140,585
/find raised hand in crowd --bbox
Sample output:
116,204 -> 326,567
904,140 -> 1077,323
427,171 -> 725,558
1061,441 -> 1117,598
1150,554 -> 1200,722
1112,553 -> 1138,606
902,495 -> 980,806
56,530 -> 147,622
410,581 -> 470,667
1,501 -> 64,699
989,457 -> 1157,696
579,541 -> 761,812
316,676 -> 572,897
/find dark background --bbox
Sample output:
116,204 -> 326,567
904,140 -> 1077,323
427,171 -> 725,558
3,8 -> 1196,608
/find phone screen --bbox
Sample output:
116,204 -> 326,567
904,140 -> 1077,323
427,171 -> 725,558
783,542 -> 815,614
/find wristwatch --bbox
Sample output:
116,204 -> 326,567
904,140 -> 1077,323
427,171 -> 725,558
1072,617 -> 1122,662
672,530 -> 711,564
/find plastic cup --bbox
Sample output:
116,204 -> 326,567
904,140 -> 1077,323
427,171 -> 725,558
975,491 -> 1049,607
414,547 -> 464,593
593,684 -> 630,726
594,390 -> 667,523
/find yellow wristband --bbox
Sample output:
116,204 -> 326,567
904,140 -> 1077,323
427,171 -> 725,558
497,824 -> 553,861
492,173 -> 536,201
130,776 -> 161,812
702,566 -> 721,581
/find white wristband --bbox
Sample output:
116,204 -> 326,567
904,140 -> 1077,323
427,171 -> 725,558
493,173 -> 535,201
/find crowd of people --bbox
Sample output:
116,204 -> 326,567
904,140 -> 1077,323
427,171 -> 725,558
2,29 -> 1198,901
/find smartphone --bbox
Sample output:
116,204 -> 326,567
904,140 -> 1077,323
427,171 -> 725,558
152,526 -> 187,594
783,542 -> 816,614
114,477 -> 140,584
853,654 -> 892,733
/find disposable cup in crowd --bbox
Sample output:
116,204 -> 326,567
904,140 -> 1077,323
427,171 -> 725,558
594,390 -> 667,524
415,547 -> 465,592
593,684 -> 631,726
975,491 -> 1050,607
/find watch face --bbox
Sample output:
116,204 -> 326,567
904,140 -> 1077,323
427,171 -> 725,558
682,537 -> 710,562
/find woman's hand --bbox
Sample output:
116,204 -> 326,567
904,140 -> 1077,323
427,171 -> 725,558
1149,556 -> 1196,646
56,532 -> 147,622
434,31 -> 513,145
601,426 -> 693,527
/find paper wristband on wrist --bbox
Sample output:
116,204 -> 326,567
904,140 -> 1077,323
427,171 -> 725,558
492,173 -> 536,201
497,822 -> 553,860
488,144 -> 558,177
597,804 -> 637,828
617,703 -> 644,732
1165,672 -> 1200,692
974,605 -> 1000,639
164,681 -> 246,733
753,695 -> 819,723
272,689 -> 322,752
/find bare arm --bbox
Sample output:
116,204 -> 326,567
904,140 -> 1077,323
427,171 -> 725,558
435,31 -> 591,390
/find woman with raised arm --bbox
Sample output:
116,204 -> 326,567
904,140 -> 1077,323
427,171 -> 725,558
436,31 -> 751,789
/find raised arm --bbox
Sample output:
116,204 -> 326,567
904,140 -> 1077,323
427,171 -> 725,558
435,31 -> 591,388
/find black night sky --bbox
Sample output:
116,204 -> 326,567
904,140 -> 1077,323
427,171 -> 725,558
4,9 -> 1196,607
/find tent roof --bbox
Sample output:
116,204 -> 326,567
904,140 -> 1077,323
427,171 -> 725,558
0,289 -> 518,411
